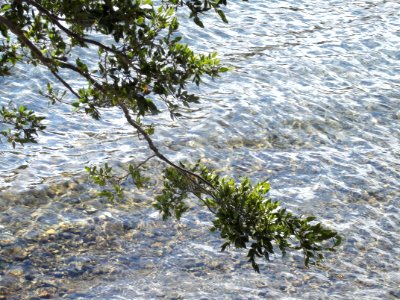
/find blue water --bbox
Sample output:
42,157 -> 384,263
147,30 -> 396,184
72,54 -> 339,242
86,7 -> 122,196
0,0 -> 399,298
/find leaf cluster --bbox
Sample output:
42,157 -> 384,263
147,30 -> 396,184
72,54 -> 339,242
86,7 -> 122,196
154,163 -> 342,272
0,0 -> 342,274
0,105 -> 46,148
85,161 -> 150,202
0,0 -> 229,125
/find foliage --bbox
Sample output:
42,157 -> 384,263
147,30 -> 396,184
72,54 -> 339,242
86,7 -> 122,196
0,0 -> 229,122
0,104 -> 46,148
0,0 -> 341,272
85,159 -> 151,202
154,163 -> 341,272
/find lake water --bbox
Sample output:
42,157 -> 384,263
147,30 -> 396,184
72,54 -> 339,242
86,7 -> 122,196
0,0 -> 399,299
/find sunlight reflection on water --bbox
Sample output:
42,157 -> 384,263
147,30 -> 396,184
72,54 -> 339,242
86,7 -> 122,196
0,0 -> 399,299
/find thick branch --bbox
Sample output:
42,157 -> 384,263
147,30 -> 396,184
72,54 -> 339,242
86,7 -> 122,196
0,15 -> 53,67
1,10 -> 214,193
0,15 -> 102,91
25,0 -> 138,71
26,1 -> 117,54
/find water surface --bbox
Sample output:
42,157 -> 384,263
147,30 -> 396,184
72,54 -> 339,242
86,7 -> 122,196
0,0 -> 399,299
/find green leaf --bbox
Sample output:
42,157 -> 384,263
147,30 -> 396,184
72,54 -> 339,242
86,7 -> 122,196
219,66 -> 232,73
216,9 -> 228,23
193,17 -> 204,28
0,4 -> 11,12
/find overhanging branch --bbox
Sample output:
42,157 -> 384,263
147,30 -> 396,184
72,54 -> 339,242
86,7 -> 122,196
119,102 -> 215,189
0,15 -> 102,91
1,10 -> 215,195
25,1 -> 121,55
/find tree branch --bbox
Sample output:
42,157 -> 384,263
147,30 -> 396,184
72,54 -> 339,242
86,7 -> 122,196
24,0 -> 139,71
0,15 -> 103,92
119,102 -> 215,189
25,1 -> 115,54
116,154 -> 156,183
1,10 -> 214,194
50,70 -> 80,99
0,15 -> 52,67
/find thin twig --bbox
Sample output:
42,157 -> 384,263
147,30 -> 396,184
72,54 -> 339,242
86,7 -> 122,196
51,70 -> 80,99
116,154 -> 156,183
119,102 -> 215,190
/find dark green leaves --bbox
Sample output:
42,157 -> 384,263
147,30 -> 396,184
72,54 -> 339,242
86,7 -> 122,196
215,9 -> 228,23
129,164 -> 149,188
0,105 -> 46,148
76,58 -> 88,73
0,4 -> 11,13
154,163 -> 342,272
154,167 -> 192,220
178,0 -> 229,25
86,160 -> 151,202
0,0 -> 342,274
0,41 -> 20,76
1,0 -> 232,125
193,16 -> 204,28
85,163 -> 124,202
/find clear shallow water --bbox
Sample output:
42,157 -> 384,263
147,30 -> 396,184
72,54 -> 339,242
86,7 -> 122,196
1,0 -> 399,299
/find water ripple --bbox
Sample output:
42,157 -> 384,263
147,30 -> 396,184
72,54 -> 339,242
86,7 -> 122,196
0,0 -> 399,298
